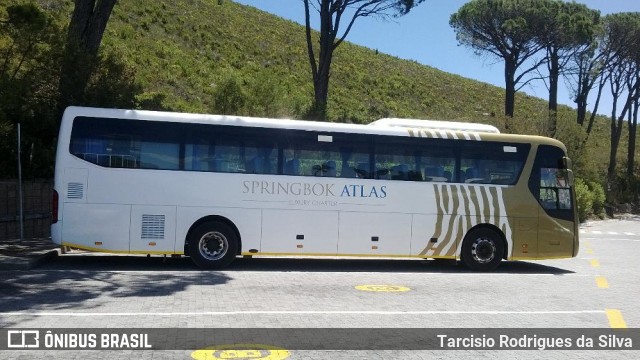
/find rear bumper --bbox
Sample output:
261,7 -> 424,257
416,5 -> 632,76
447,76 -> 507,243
51,222 -> 62,244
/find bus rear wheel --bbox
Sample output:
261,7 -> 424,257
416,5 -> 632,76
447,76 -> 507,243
461,228 -> 503,271
188,222 -> 238,269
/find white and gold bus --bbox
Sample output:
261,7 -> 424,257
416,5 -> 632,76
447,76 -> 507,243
52,107 -> 578,270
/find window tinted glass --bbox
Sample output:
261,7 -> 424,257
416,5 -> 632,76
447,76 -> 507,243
70,117 -> 182,170
70,116 -> 531,187
184,125 -> 277,174
460,142 -> 529,185
375,140 -> 454,182
529,144 -> 574,220
282,132 -> 370,178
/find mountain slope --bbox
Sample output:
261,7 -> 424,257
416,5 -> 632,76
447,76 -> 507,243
94,0 -> 613,180
102,1 -> 553,121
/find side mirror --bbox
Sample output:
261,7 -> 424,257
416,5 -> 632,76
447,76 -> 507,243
566,169 -> 575,187
562,156 -> 572,169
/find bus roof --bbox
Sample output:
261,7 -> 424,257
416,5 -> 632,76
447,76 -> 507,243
369,118 -> 500,134
62,106 -> 566,151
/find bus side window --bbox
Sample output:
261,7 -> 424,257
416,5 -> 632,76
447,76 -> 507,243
457,170 -> 466,183
539,168 -> 571,210
424,166 -> 445,182
245,156 -> 263,174
376,167 -> 390,180
246,147 -> 275,174
284,159 -> 300,175
391,164 -> 408,180
459,142 -> 527,185
338,147 -> 367,178
356,162 -> 370,179
323,160 -> 337,177
443,170 -> 452,182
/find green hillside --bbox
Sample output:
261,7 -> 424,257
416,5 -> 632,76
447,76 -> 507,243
104,0 -> 557,122
1,0 -> 627,204
96,0 -> 613,181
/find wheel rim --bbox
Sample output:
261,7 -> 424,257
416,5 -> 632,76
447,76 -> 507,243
471,237 -> 496,264
198,231 -> 229,261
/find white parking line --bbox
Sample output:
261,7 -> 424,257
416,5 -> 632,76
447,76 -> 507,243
581,238 -> 640,242
1,310 -> 607,317
28,270 -> 600,276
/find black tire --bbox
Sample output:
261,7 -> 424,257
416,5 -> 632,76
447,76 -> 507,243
188,221 -> 238,269
461,227 -> 504,271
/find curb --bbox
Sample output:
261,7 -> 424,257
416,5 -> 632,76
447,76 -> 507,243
0,249 -> 59,270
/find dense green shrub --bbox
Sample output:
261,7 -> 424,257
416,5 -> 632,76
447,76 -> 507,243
575,178 -> 607,222
575,178 -> 594,222
588,181 -> 606,216
212,75 -> 247,115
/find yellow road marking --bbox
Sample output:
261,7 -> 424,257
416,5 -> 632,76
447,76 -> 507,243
590,259 -> 600,267
605,309 -> 628,329
355,285 -> 410,292
585,248 -> 593,255
583,241 -> 591,247
595,276 -> 609,288
191,344 -> 290,360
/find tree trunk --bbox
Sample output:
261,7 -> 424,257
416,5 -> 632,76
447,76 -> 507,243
504,58 -> 516,118
627,76 -> 640,178
627,102 -> 637,178
631,100 -> 640,203
576,98 -> 587,126
57,0 -> 117,121
607,93 -> 633,208
582,76 -> 607,147
547,50 -> 559,137
304,0 -> 335,120
67,0 -> 117,55
575,60 -> 587,126
312,65 -> 330,120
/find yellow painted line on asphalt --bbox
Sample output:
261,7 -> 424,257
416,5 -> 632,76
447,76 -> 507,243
590,259 -> 600,267
192,344 -> 290,360
585,248 -> 594,255
583,240 -> 591,247
355,285 -> 411,292
595,276 -> 609,288
605,309 -> 628,329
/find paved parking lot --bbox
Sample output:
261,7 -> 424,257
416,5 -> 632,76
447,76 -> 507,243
1,218 -> 639,359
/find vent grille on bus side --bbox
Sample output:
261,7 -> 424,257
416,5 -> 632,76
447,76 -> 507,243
67,182 -> 84,199
141,214 -> 165,240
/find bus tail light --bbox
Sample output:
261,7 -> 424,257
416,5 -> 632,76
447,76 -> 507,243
52,190 -> 59,224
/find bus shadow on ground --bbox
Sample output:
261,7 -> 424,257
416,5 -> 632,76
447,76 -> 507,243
39,253 -> 574,275
228,257 -> 574,275
42,253 -> 197,271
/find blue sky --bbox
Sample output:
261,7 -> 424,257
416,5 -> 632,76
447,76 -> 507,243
235,0 -> 640,118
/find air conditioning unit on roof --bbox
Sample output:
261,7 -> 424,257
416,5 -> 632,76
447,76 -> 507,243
369,118 -> 500,134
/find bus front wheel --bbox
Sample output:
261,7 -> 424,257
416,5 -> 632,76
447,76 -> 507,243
188,222 -> 238,269
461,228 -> 503,271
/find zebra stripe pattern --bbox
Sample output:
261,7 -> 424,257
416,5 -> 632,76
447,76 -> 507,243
420,184 -> 513,258
408,128 -> 482,141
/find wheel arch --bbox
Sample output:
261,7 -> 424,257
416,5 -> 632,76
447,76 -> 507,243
463,223 -> 508,260
184,215 -> 242,256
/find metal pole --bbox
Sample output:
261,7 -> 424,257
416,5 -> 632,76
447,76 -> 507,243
17,122 -> 24,241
